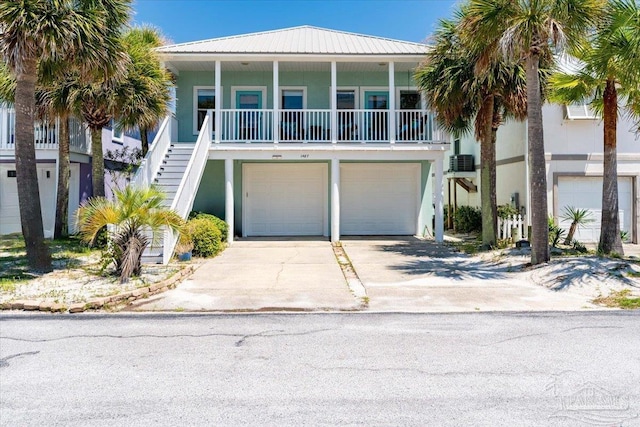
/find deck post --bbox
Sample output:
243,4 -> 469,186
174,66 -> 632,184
225,159 -> 234,244
331,158 -> 340,242
215,60 -> 221,143
331,61 -> 337,144
434,158 -> 444,242
273,61 -> 279,144
388,61 -> 396,144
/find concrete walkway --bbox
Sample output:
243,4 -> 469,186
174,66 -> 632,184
130,240 -> 359,312
341,238 -> 601,312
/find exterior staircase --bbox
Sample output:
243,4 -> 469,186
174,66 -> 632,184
141,143 -> 196,264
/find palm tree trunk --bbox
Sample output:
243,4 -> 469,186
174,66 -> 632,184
526,52 -> 550,265
480,95 -> 497,248
14,58 -> 52,272
599,78 -> 624,255
90,127 -> 105,198
140,127 -> 149,157
54,117 -> 70,238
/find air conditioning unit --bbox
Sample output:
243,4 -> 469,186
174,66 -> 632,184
449,155 -> 475,172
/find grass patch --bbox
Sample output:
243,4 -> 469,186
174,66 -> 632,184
0,234 -> 98,285
593,289 -> 640,309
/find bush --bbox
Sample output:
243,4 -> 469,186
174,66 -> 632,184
454,206 -> 482,233
189,211 -> 228,242
189,218 -> 222,257
497,204 -> 518,219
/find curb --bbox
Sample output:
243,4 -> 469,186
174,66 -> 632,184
0,265 -> 195,314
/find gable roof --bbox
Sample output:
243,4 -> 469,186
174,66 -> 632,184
158,25 -> 428,56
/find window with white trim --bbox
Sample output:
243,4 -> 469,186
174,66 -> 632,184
194,87 -> 216,132
565,103 -> 599,120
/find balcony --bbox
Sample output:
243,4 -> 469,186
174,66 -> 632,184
0,107 -> 90,155
207,109 -> 445,144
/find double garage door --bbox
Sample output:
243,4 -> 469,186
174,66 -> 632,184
557,176 -> 633,243
243,163 -> 419,237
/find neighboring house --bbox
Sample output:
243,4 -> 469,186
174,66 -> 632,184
0,105 -> 141,237
447,104 -> 640,244
141,26 -> 449,262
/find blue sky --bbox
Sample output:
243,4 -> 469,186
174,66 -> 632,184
132,0 -> 460,45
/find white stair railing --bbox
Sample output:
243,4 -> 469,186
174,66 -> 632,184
132,115 -> 173,189
162,114 -> 212,264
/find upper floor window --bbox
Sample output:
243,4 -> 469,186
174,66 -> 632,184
565,103 -> 599,120
194,87 -> 216,133
282,89 -> 304,110
337,90 -> 356,109
399,90 -> 421,110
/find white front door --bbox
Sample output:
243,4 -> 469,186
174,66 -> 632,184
341,163 -> 420,235
557,176 -> 633,242
243,163 -> 327,236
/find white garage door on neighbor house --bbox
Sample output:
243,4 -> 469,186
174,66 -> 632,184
341,163 -> 419,235
557,176 -> 633,243
242,163 -> 327,237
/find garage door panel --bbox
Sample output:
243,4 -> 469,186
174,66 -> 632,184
557,177 -> 632,243
244,163 -> 326,236
341,163 -> 419,235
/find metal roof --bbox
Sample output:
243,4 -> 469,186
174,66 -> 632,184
158,25 -> 428,56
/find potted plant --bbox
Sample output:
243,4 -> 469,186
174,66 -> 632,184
175,224 -> 194,262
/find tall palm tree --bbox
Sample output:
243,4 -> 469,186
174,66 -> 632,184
116,26 -> 173,157
549,0 -> 640,255
0,0 -> 130,271
415,15 -> 528,248
461,0 -> 604,265
76,186 -> 184,283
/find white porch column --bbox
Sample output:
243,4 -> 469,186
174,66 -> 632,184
434,158 -> 444,242
214,60 -> 221,143
225,159 -> 234,244
331,158 -> 340,242
388,61 -> 396,144
330,61 -> 337,143
273,61 -> 279,144
0,107 -> 7,147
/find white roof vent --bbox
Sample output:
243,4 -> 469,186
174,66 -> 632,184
565,103 -> 599,120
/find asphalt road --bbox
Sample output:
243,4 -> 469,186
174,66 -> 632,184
1,312 -> 639,426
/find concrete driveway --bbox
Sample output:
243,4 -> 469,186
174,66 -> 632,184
341,237 -> 595,312
131,240 -> 359,312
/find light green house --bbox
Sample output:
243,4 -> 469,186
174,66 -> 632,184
139,26 -> 449,261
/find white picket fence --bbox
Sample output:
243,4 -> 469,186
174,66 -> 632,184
498,214 -> 526,241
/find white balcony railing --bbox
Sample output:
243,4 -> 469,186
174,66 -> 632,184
0,106 -> 91,154
211,108 -> 443,144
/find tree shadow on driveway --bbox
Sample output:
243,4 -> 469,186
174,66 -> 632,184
372,240 -> 515,282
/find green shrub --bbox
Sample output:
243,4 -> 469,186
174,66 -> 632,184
454,206 -> 482,233
548,217 -> 565,248
189,218 -> 222,257
189,211 -> 228,242
497,204 -> 518,219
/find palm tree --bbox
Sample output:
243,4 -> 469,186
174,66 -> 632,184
116,27 -> 173,157
549,0 -> 640,255
415,15 -> 528,248
76,186 -> 184,283
0,0 -> 131,271
460,0 -> 604,265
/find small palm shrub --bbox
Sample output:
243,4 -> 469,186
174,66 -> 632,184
548,217 -> 565,248
454,206 -> 482,233
189,212 -> 228,242
76,186 -> 183,283
189,218 -> 222,257
561,206 -> 593,245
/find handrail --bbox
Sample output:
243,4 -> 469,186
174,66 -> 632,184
132,115 -> 172,189
162,114 -> 211,263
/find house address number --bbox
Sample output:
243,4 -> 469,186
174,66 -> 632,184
300,154 -> 309,158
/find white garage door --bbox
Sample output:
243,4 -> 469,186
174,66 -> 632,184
243,163 -> 327,236
557,176 -> 633,243
341,163 -> 420,235
0,164 -> 57,237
